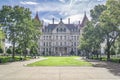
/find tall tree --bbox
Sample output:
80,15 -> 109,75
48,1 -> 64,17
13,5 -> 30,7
17,18 -> 41,58
80,21 -> 103,58
99,0 -> 120,60
0,28 -> 5,54
0,5 -> 32,60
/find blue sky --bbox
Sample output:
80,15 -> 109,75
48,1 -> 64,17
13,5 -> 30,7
0,0 -> 106,24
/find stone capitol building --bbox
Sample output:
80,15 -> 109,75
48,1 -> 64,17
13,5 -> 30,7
35,12 -> 88,56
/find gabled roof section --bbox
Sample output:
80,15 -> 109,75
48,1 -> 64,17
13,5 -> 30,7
43,24 -> 78,32
42,18 -> 79,33
34,11 -> 40,21
45,24 -> 58,31
65,24 -> 78,30
81,12 -> 89,27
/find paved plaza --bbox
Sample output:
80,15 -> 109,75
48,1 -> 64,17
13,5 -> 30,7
0,57 -> 120,80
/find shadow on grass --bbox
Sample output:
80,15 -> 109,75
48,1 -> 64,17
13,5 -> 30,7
83,58 -> 120,77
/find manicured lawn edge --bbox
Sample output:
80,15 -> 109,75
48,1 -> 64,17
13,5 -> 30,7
27,56 -> 92,66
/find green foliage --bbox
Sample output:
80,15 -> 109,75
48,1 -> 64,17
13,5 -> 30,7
0,29 -> 5,48
0,29 -> 5,39
99,0 -> 120,60
30,46 -> 38,56
79,21 -> 103,58
0,5 -> 42,59
110,46 -> 116,55
80,0 -> 120,60
0,47 -> 3,53
90,4 -> 107,23
15,48 -> 22,54
6,48 -> 12,54
0,56 -> 31,63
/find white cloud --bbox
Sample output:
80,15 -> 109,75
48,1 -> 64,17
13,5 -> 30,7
59,0 -> 66,3
63,14 -> 83,24
30,0 -> 106,23
20,1 -> 38,5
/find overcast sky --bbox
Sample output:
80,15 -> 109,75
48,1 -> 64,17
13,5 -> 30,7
0,0 -> 106,24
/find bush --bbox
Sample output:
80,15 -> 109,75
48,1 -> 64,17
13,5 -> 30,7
6,48 -> 12,54
0,56 -> 31,63
110,58 -> 120,63
0,48 -> 3,53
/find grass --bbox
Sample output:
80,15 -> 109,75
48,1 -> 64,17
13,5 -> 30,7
27,56 -> 92,66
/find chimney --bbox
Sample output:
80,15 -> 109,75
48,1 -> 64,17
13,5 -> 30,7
68,18 -> 70,24
42,20 -> 44,25
79,21 -> 80,24
52,18 -> 54,24
60,18 -> 62,22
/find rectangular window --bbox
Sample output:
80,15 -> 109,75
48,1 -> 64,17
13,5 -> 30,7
49,36 -> 51,39
46,42 -> 48,46
74,36 -> 76,40
60,36 -> 62,40
56,36 -> 58,40
71,36 -> 73,40
64,36 -> 65,40
64,42 -> 66,46
74,42 -> 76,46
49,42 -> 51,46
43,48 -> 45,52
77,36 -> 79,40
44,42 -> 45,46
43,36 -> 45,40
60,42 -> 62,46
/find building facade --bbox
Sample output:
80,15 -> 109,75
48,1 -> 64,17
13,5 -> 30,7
37,13 -> 88,56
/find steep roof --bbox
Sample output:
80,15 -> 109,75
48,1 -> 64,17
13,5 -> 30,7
43,23 -> 78,32
34,12 -> 40,21
81,12 -> 89,27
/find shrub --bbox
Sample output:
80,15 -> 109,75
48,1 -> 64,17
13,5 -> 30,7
6,48 -> 12,54
0,48 -> 3,53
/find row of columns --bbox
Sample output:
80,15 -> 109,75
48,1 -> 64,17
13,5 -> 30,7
40,47 -> 78,56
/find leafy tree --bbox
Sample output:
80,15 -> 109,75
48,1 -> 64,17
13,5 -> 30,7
0,29 -> 5,49
90,4 -> 107,23
0,5 -> 41,59
80,4 -> 106,58
99,0 -> 120,60
6,48 -> 12,54
80,20 -> 104,58
17,18 -> 41,58
113,37 -> 120,55
30,46 -> 38,57
0,5 -> 30,59
15,47 -> 22,55
0,47 -> 3,53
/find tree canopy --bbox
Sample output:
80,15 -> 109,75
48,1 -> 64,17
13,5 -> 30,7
0,5 -> 41,59
80,0 -> 120,60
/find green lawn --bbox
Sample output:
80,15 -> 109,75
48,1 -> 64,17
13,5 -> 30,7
27,56 -> 92,66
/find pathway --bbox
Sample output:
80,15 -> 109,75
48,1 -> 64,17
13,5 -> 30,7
0,57 -> 120,80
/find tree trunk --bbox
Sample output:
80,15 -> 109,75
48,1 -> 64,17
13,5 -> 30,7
12,42 -> 15,60
24,43 -> 27,58
106,39 -> 111,60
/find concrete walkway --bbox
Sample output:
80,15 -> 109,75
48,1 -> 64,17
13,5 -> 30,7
0,57 -> 120,80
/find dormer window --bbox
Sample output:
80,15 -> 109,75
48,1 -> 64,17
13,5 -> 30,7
56,28 -> 66,32
64,28 -> 66,32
